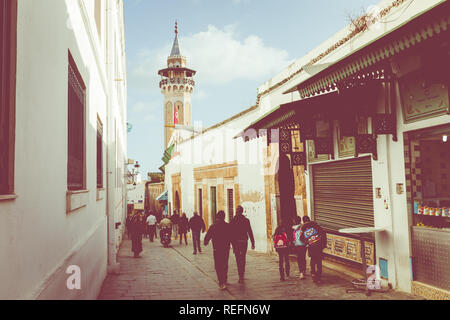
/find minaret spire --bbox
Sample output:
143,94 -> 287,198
170,21 -> 181,56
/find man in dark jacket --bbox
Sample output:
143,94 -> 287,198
204,211 -> 231,290
189,211 -> 206,255
300,216 -> 327,284
230,205 -> 255,283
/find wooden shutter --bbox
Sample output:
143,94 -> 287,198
0,0 -> 17,194
67,52 -> 86,190
97,116 -> 103,188
312,157 -> 375,231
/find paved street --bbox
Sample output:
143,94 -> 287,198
98,235 -> 421,300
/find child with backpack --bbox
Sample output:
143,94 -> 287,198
292,216 -> 307,280
273,224 -> 291,281
300,216 -> 327,284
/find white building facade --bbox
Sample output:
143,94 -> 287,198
163,0 -> 450,299
164,106 -> 270,251
248,0 -> 449,298
0,0 -> 128,299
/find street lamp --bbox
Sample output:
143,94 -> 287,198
125,159 -> 141,187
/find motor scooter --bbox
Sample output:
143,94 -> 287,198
160,227 -> 171,248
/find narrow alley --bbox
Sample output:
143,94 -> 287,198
98,237 -> 419,300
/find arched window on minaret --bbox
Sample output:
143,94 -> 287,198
174,101 -> 184,125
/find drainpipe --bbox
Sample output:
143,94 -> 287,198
106,0 -> 120,275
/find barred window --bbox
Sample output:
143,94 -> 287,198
0,0 -> 18,195
67,52 -> 86,191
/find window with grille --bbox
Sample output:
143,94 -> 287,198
0,0 -> 17,195
67,52 -> 86,191
97,116 -> 103,188
227,189 -> 234,222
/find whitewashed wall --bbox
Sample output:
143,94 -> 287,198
0,0 -> 127,300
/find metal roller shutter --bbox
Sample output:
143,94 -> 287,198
312,156 -> 375,231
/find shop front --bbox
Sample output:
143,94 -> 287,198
404,125 -> 450,296
240,0 -> 449,294
241,82 -> 382,270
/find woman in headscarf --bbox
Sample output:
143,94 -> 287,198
130,213 -> 145,258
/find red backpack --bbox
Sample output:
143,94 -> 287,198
273,232 -> 288,249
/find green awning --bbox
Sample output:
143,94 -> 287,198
161,144 -> 175,164
156,190 -> 168,201
158,144 -> 175,173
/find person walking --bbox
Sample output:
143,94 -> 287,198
178,213 -> 189,245
129,214 -> 145,258
146,212 -> 157,242
230,205 -> 255,284
292,216 -> 307,280
142,211 -> 150,239
189,211 -> 205,255
204,211 -> 231,290
300,216 -> 327,284
273,224 -> 291,281
171,211 -> 180,240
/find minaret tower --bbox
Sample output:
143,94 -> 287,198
158,22 -> 196,148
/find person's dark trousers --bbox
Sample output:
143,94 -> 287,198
308,245 -> 323,279
149,225 -> 156,242
294,246 -> 307,274
192,231 -> 201,253
179,233 -> 188,245
173,224 -> 178,239
233,241 -> 248,280
277,248 -> 290,279
213,248 -> 230,286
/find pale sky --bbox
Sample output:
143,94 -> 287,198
124,0 -> 379,176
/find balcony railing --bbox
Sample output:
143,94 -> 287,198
159,78 -> 195,88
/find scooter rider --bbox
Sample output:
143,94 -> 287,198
159,216 -> 173,240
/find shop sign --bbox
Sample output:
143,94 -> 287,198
324,233 -> 375,265
400,71 -> 449,123
307,140 -> 330,163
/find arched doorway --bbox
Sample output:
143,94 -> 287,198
278,154 -> 296,226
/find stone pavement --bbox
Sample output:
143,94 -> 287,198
98,236 -> 422,300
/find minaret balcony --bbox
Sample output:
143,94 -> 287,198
160,78 -> 195,88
